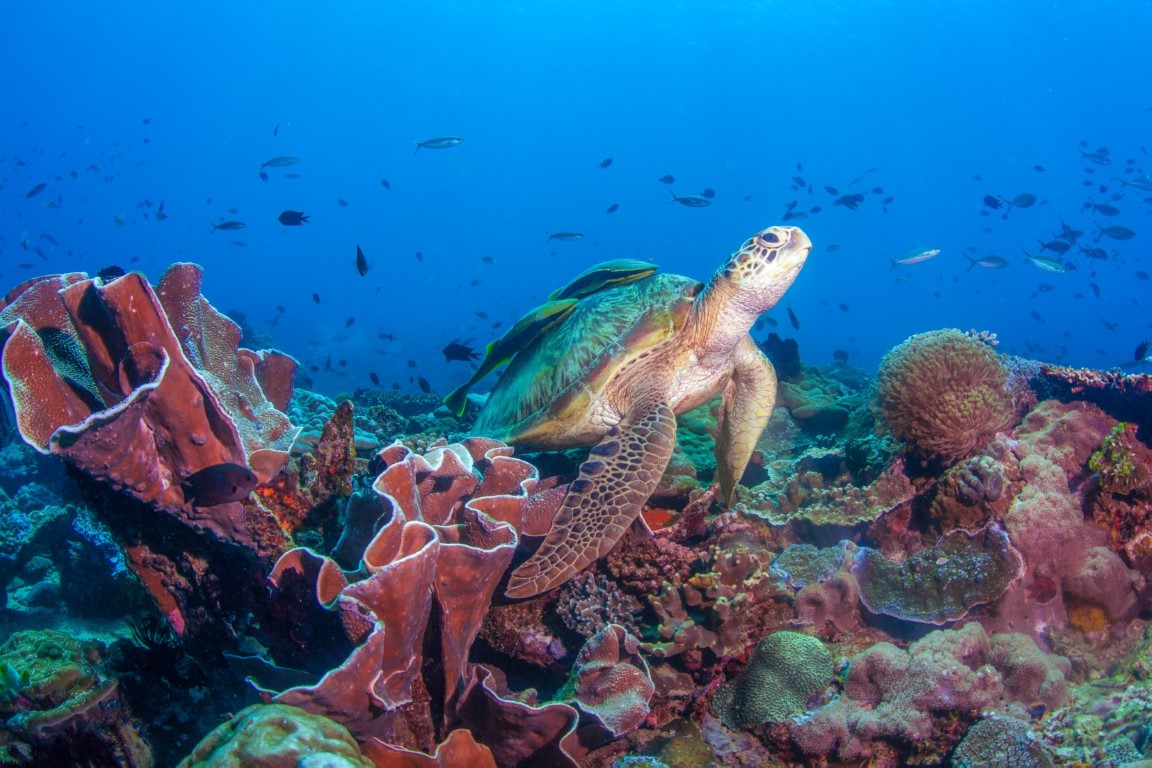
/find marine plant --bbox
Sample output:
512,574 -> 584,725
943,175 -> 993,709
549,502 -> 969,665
1088,421 -> 1138,492
876,329 -> 1016,462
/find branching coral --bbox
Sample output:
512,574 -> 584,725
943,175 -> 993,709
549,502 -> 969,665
877,329 -> 1016,462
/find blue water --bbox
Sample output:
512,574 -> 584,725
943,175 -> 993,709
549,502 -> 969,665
3,1 -> 1149,397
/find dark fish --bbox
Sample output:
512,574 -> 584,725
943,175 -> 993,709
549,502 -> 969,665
1080,147 -> 1112,165
1030,310 -> 1045,323
1085,199 -> 1121,217
1136,340 -> 1150,361
838,303 -> 850,312
796,162 -> 805,172
546,232 -> 584,242
791,176 -> 806,187
407,359 -> 416,368
699,188 -> 716,199
1038,239 -> 1071,254
1003,192 -> 1036,209
1137,271 -> 1151,281
1090,282 -> 1101,298
96,265 -> 126,281
278,210 -> 309,226
832,349 -> 849,363
1097,224 -> 1135,240
312,292 -> 320,303
210,220 -> 246,233
336,198 -> 349,207
823,185 -> 839,195
414,136 -> 462,153
809,205 -> 822,214
470,279 -> 482,287
380,178 -> 391,190
833,193 -> 865,210
1080,246 -> 1108,260
273,123 -> 280,136
344,316 -> 356,328
416,251 -> 424,262
155,200 -> 168,220
670,192 -> 711,207
605,203 -> 619,214
369,372 -> 380,386
658,174 -> 675,184
356,245 -> 369,276
787,307 -> 800,330
229,241 -> 248,247
599,158 -> 613,169
443,342 -> 481,363
982,195 -> 1003,209
25,182 -> 47,198
474,310 -> 490,319
338,359 -> 347,367
259,171 -> 268,181
260,156 -> 300,170
181,463 -> 257,507
826,243 -> 841,252
417,375 -> 431,393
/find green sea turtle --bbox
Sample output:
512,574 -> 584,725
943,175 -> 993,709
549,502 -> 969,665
474,225 -> 812,598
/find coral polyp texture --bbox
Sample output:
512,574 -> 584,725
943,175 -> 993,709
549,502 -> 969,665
877,329 -> 1016,462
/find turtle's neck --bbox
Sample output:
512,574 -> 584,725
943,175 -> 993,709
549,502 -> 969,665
688,271 -> 762,362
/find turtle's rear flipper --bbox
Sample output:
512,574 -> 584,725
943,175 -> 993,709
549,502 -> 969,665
504,394 -> 677,599
715,337 -> 777,506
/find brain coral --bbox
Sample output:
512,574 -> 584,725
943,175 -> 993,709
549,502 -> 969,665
951,714 -> 1054,768
712,631 -> 833,728
877,329 -> 1016,462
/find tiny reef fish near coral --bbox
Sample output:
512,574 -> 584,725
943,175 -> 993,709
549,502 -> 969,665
890,247 -> 941,267
181,463 -> 258,507
414,136 -> 462,153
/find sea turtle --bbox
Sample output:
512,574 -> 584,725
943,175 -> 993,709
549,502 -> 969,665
474,225 -> 812,598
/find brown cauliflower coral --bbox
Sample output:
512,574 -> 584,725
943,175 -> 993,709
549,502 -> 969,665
877,329 -> 1015,462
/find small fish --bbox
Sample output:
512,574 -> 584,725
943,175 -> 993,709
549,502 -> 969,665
1030,310 -> 1045,323
791,175 -> 806,187
344,316 -> 356,328
474,310 -> 489,319
370,372 -> 380,386
210,220 -> 246,233
356,245 -> 369,276
599,158 -> 613,169
966,255 -> 1009,270
1080,147 -> 1112,165
658,174 -> 675,184
181,463 -> 258,507
833,193 -> 865,210
786,307 -> 800,330
670,192 -> 711,207
1034,165 -> 1046,172
416,251 -> 424,262
1080,246 -> 1108,260
891,247 -> 941,267
155,200 -> 167,220
278,210 -> 309,226
1097,223 -> 1135,241
1090,282 -> 1101,298
407,359 -> 416,368
380,178 -> 391,190
1001,192 -> 1037,209
443,341 -> 481,363
699,188 -> 716,199
260,156 -> 300,170
229,241 -> 248,247
1135,340 -> 1150,361
824,185 -> 839,195
336,198 -> 349,207
982,195 -> 1002,209
838,303 -> 850,312
1022,251 -> 1067,273
312,292 -> 321,303
606,203 -> 619,214
414,136 -> 462,153
25,182 -> 47,198
417,375 -> 431,393
825,243 -> 841,253
1136,271 -> 1150,281
546,232 -> 584,242
273,123 -> 280,136
1038,239 -> 1071,254
1085,199 -> 1121,217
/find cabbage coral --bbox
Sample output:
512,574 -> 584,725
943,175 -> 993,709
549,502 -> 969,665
877,329 -> 1015,462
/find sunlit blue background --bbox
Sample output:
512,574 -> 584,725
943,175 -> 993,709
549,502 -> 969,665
3,0 -> 1149,396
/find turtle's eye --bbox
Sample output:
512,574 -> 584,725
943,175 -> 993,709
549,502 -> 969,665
760,231 -> 780,244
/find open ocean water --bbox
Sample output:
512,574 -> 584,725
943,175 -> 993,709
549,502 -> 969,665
4,1 -> 1150,390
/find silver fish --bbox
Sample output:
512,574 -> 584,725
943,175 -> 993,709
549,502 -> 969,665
546,232 -> 584,243
414,136 -> 463,153
670,192 -> 711,208
890,247 -> 941,267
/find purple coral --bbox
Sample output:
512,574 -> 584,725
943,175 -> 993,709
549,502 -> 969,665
556,572 -> 641,638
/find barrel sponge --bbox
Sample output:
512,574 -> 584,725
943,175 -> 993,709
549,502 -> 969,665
712,631 -> 833,728
877,329 -> 1015,462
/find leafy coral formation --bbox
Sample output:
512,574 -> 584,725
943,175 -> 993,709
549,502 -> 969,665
877,329 -> 1016,462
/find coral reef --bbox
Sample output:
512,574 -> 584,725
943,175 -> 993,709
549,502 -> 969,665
951,714 -> 1054,768
876,329 -> 1016,462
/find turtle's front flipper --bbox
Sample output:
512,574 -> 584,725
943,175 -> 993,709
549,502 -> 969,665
504,394 -> 677,599
715,337 -> 777,506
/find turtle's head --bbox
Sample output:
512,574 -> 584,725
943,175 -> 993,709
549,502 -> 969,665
720,225 -> 812,312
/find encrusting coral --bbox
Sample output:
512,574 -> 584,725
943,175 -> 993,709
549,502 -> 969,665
876,329 -> 1016,462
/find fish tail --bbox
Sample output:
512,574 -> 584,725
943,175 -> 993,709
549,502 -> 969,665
443,386 -> 470,417
413,142 -> 421,155
669,191 -> 677,203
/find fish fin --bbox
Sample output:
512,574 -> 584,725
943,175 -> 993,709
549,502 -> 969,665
443,386 -> 470,417
669,191 -> 677,203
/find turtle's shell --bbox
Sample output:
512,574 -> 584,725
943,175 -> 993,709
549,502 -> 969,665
475,273 -> 702,446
